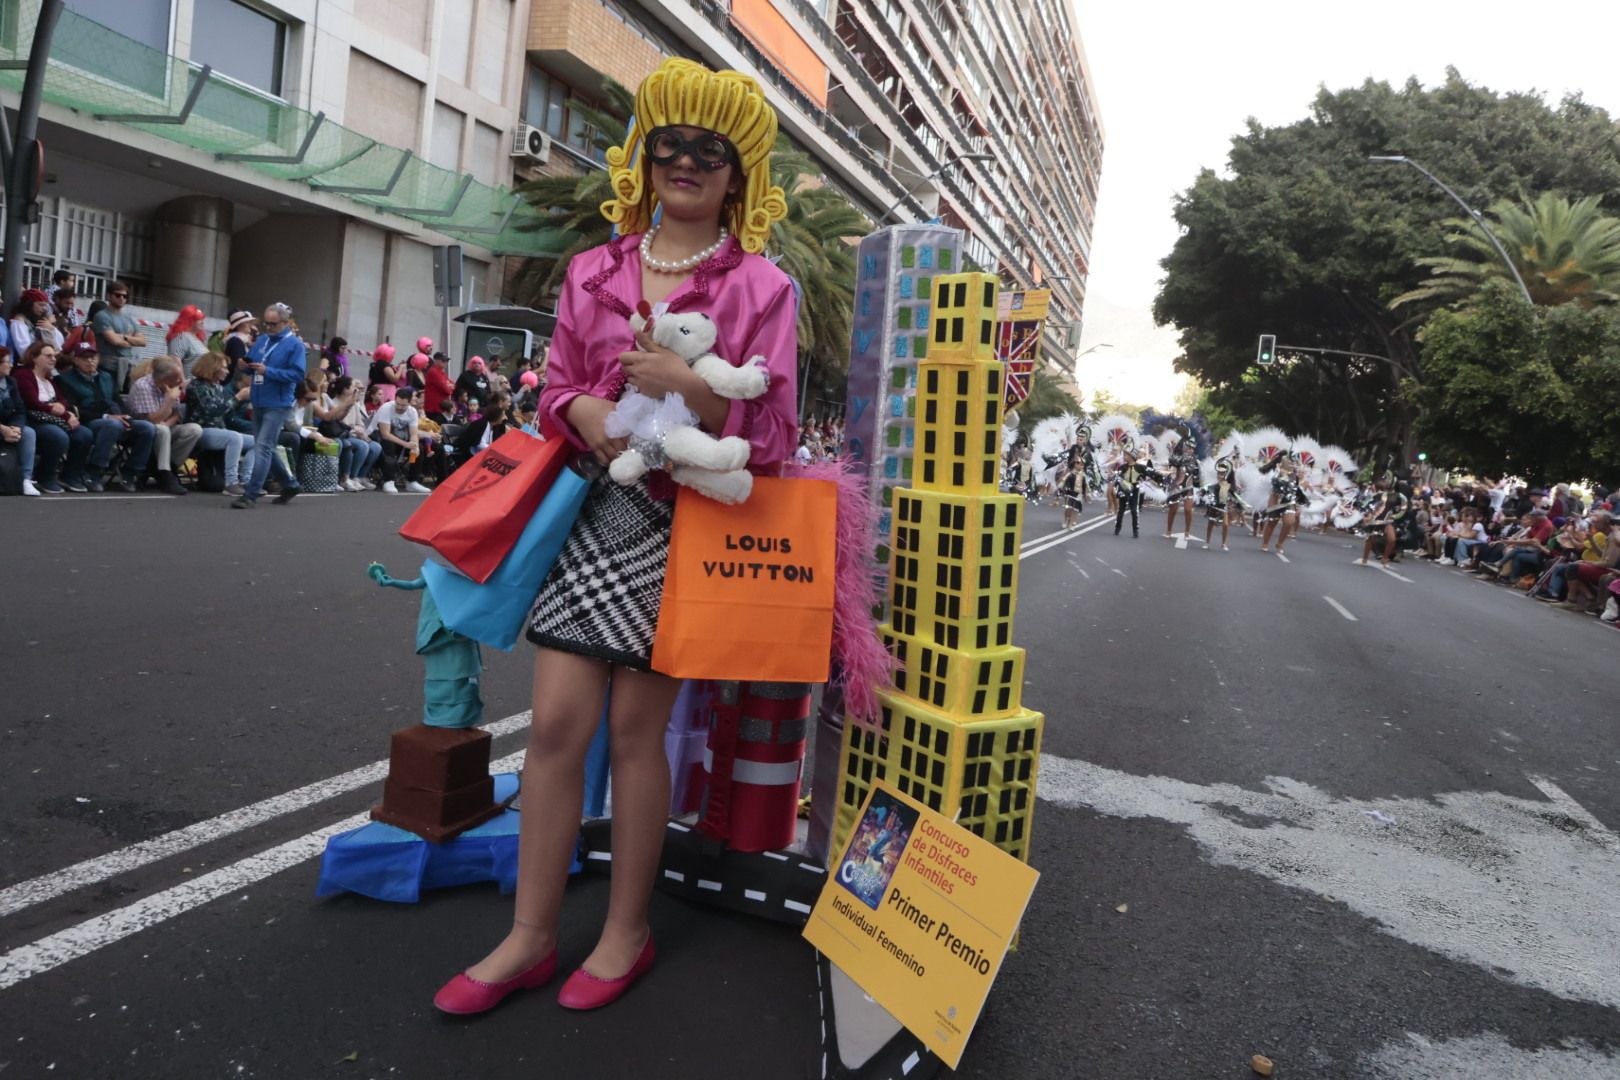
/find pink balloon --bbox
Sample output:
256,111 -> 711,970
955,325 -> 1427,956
518,371 -> 539,389
416,337 -> 434,353
373,343 -> 396,362
409,352 -> 430,370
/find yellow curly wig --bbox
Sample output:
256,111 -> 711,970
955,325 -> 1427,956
601,58 -> 787,255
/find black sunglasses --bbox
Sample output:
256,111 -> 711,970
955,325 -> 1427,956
643,126 -> 737,171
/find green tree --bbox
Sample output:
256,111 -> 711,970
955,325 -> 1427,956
1393,192 -> 1620,312
1153,69 -> 1620,462
1408,284 -> 1620,481
1005,367 -> 1081,436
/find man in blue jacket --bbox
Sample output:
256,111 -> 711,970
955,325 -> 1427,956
232,302 -> 305,508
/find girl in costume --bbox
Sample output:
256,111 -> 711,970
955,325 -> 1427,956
1204,444 -> 1245,551
434,58 -> 795,1017
1163,424 -> 1200,542
1259,452 -> 1308,555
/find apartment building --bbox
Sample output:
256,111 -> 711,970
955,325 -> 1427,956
0,0 -> 535,350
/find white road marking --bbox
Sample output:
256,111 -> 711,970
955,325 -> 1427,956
0,712 -> 534,919
1526,776 -> 1619,853
1077,568 -> 1090,580
1351,558 -> 1413,583
1364,1032 -> 1617,1078
1323,596 -> 1358,622
1275,551 -> 1290,563
1174,536 -> 1188,550
0,747 -> 527,989
1018,515 -> 1113,560
1110,568 -> 1126,578
1038,754 -> 1620,1009
1020,515 -> 1106,551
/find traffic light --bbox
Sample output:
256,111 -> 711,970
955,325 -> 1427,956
1256,334 -> 1276,366
1416,451 -> 1428,463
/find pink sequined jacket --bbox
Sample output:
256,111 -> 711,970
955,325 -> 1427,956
539,233 -> 799,496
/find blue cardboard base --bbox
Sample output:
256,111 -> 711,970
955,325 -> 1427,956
316,774 -> 582,903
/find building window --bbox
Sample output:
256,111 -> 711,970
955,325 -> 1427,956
66,0 -> 169,52
523,67 -> 604,161
191,0 -> 288,97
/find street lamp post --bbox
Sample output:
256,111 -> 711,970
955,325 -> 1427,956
1368,154 -> 1534,306
875,154 -> 995,225
1,0 -> 65,304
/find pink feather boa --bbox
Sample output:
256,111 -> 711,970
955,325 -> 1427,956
783,457 -> 895,724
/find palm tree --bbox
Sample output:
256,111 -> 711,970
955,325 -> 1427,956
509,80 -> 635,303
767,144 -> 869,408
1392,192 -> 1620,312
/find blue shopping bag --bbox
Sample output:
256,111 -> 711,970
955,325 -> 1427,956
422,457 -> 596,651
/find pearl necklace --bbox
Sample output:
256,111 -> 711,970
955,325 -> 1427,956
640,224 -> 728,274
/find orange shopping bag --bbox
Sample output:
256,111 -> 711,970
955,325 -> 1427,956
651,477 -> 837,683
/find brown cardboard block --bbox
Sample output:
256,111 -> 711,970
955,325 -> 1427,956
385,724 -> 492,791
372,776 -> 500,843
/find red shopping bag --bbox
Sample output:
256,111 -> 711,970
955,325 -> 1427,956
399,430 -> 569,583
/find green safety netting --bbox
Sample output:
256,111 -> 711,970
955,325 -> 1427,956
0,0 -> 562,254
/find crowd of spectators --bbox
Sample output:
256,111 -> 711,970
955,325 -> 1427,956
1402,479 -> 1620,624
0,270 -> 546,501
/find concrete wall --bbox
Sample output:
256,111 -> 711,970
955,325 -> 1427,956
228,214 -> 345,344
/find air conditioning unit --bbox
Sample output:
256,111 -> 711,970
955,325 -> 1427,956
510,125 -> 550,164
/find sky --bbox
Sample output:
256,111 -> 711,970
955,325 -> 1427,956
1066,1 -> 1620,411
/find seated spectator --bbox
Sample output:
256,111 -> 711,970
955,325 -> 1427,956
15,341 -> 92,492
0,344 -> 41,495
328,375 -> 381,490
56,340 -> 156,492
226,371 -> 256,434
53,287 -> 86,337
368,384 -> 430,493
127,355 -> 202,495
167,305 -> 209,375
188,350 -> 256,496
1422,507 -> 1453,561
9,288 -> 58,356
1565,514 -> 1620,612
1538,511 -> 1611,604
1476,507 -> 1555,581
321,336 -> 349,378
452,389 -> 514,464
1439,508 -> 1486,565
455,356 -> 491,409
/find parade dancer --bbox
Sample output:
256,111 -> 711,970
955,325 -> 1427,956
1203,446 -> 1245,551
1058,463 -> 1083,529
1163,425 -> 1200,541
1112,441 -> 1162,538
1357,476 -> 1409,566
1260,453 -> 1308,554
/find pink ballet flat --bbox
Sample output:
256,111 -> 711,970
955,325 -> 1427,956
433,950 -> 558,1015
556,936 -> 656,1011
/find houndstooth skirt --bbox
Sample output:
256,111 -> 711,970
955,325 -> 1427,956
527,477 -> 673,670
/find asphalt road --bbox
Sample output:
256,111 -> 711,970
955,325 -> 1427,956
3,490 -> 1618,1078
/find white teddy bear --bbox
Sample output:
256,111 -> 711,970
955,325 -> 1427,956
603,303 -> 770,505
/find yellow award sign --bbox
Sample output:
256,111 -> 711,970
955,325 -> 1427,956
803,781 -> 1039,1068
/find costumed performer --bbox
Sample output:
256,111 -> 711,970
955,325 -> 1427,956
434,57 -> 795,1016
1163,424 -> 1200,541
1259,452 -> 1308,555
1204,444 -> 1245,551
1357,475 -> 1409,567
1111,439 -> 1162,538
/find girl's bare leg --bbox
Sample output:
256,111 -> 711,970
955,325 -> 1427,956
579,665 -> 682,977
465,648 -> 610,983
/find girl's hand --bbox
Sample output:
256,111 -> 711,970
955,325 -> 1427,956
566,394 -> 627,466
618,328 -> 697,401
50,402 -> 66,415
